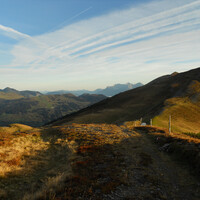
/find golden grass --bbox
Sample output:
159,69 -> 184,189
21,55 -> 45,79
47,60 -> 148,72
0,124 -> 75,199
123,120 -> 141,128
153,97 -> 200,133
0,122 -> 199,199
0,132 -> 49,176
0,123 -> 33,134
11,123 -> 131,199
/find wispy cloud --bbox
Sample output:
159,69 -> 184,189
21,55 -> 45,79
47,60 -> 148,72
1,0 -> 200,90
61,0 -> 200,58
0,24 -> 30,40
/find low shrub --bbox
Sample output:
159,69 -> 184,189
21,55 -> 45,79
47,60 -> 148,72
183,132 -> 200,139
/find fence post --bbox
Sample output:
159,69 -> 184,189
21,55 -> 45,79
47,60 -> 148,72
169,115 -> 171,134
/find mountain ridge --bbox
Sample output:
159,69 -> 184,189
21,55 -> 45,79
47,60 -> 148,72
50,67 -> 200,133
0,87 -> 42,99
45,82 -> 143,96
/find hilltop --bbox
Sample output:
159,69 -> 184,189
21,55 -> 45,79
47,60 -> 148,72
0,87 -> 42,100
50,67 -> 200,133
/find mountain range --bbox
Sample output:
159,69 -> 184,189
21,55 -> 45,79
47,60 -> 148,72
50,67 -> 200,134
0,82 -> 143,126
45,82 -> 143,96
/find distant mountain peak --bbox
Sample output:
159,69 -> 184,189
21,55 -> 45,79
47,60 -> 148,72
0,87 -> 42,99
3,87 -> 18,93
46,82 -> 143,97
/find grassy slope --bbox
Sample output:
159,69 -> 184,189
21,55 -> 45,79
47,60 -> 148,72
52,68 -> 200,134
0,92 -> 23,100
0,94 -> 106,127
153,97 -> 200,133
0,123 -> 199,200
153,80 -> 200,133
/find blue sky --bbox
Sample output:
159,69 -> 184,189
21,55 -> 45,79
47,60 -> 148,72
0,0 -> 200,91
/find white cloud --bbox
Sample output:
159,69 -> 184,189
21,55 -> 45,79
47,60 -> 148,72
1,0 -> 200,90
0,24 -> 30,40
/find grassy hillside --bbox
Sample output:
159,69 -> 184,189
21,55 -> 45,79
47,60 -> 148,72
153,80 -> 200,133
153,97 -> 200,133
0,94 -> 106,127
0,123 -> 199,199
51,68 -> 200,134
0,87 -> 42,100
0,92 -> 23,100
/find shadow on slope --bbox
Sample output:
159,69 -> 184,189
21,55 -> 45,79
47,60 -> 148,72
0,124 -> 199,200
0,127 -> 73,200
50,68 -> 200,134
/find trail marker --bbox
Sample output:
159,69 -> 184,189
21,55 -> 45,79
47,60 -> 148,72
169,115 -> 171,134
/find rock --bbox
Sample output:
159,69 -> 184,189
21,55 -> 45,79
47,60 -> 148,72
159,143 -> 171,152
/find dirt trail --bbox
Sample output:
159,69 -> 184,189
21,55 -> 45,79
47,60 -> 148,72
120,128 -> 200,200
0,124 -> 199,200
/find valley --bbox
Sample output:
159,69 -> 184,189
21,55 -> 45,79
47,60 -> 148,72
0,93 -> 106,127
0,82 -> 143,127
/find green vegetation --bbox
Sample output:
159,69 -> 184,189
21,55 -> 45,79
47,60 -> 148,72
0,87 -> 41,100
0,92 -> 23,100
0,94 -> 106,127
183,132 -> 200,139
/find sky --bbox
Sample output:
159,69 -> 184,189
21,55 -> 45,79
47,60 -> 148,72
0,0 -> 200,91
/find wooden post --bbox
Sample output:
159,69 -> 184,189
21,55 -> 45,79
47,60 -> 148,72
169,115 -> 171,134
150,119 -> 152,126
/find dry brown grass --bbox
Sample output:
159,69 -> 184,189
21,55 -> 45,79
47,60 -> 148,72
123,120 -> 141,128
0,129 -> 49,176
0,123 -> 126,199
0,123 -> 33,134
0,123 -> 199,200
28,123 -> 132,199
0,124 -> 74,199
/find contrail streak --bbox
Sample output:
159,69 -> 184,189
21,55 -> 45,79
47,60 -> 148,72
66,6 -> 93,23
49,6 -> 92,32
